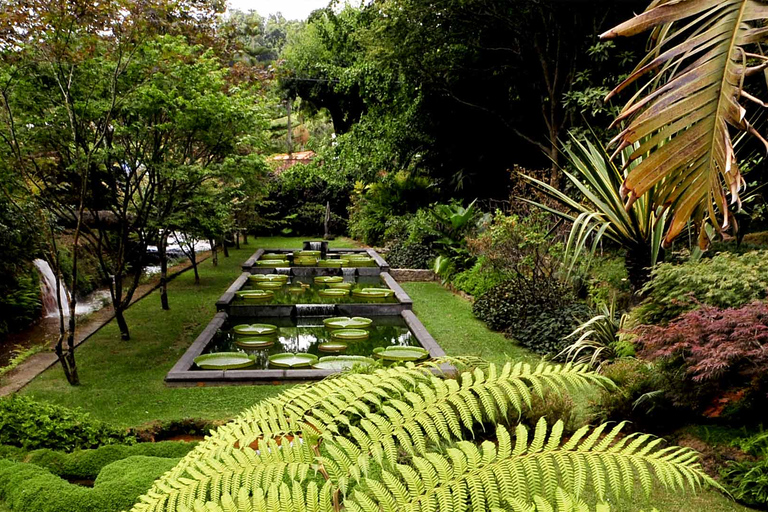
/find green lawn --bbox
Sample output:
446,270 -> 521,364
19,237 -> 358,428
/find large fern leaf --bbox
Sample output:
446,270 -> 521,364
601,0 -> 768,245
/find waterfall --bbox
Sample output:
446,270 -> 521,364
307,241 -> 322,251
295,304 -> 335,317
274,267 -> 292,276
33,259 -> 71,318
342,268 -> 357,280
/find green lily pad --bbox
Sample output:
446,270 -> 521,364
361,287 -> 394,297
352,289 -> 388,299
323,317 -> 374,330
254,281 -> 284,290
256,260 -> 290,267
373,346 -> 429,362
314,276 -> 343,284
235,290 -> 274,303
313,355 -> 375,370
294,250 -> 321,258
268,353 -> 319,368
287,287 -> 306,294
260,253 -> 287,260
346,258 -> 376,267
294,257 -> 318,267
318,259 -> 345,267
194,352 -> 255,370
319,288 -> 349,297
233,323 -> 279,336
326,282 -> 353,290
330,328 -> 370,341
235,336 -> 276,349
317,342 -> 348,353
248,274 -> 289,283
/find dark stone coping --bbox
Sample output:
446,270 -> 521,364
215,271 -> 413,317
165,309 -> 446,386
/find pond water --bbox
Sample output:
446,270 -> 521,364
234,275 -> 398,305
198,315 -> 416,370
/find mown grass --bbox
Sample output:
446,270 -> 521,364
19,237 -> 358,428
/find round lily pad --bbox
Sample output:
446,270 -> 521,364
268,353 -> 319,368
294,257 -> 318,267
318,259 -> 344,267
256,260 -> 290,267
352,289 -> 388,299
373,346 -> 429,362
194,352 -> 256,370
235,336 -> 276,349
235,290 -> 274,303
254,281 -> 284,290
233,323 -> 279,336
313,355 -> 375,370
287,286 -> 306,294
323,317 -> 374,330
361,287 -> 394,297
260,253 -> 287,261
347,258 -> 376,267
294,250 -> 321,258
326,282 -> 353,290
248,274 -> 289,283
319,288 -> 349,298
330,328 -> 370,341
318,341 -> 348,353
314,276 -> 344,284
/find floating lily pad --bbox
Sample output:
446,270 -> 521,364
254,281 -> 284,290
260,253 -> 287,261
235,290 -> 274,303
256,260 -> 289,267
323,317 -> 374,330
268,353 -> 319,368
248,274 -> 289,283
352,289 -> 388,299
373,346 -> 429,362
294,250 -> 321,258
287,287 -> 306,294
330,328 -> 370,341
294,257 -> 318,267
361,287 -> 394,297
233,323 -> 279,336
313,355 -> 375,370
314,276 -> 343,284
326,282 -> 353,290
319,288 -> 349,298
194,352 -> 255,370
346,258 -> 376,267
318,259 -> 344,268
235,336 -> 276,349
317,342 -> 348,353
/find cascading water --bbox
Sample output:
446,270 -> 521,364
307,241 -> 322,251
341,268 -> 357,280
274,267 -> 292,276
294,304 -> 335,316
33,259 -> 71,318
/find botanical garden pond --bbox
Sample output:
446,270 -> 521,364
233,274 -> 398,305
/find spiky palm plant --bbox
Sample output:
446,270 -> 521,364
559,302 -> 632,370
600,0 -> 768,247
131,360 -> 715,512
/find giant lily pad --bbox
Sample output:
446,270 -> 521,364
346,258 -> 376,267
361,287 -> 394,298
248,274 -> 289,283
294,257 -> 318,267
256,260 -> 289,267
313,355 -> 375,370
260,253 -> 287,261
268,353 -> 319,368
330,328 -> 370,341
194,352 -> 256,370
373,346 -> 429,362
314,276 -> 343,284
319,288 -> 349,298
318,259 -> 345,268
233,323 -> 278,336
235,336 -> 276,349
254,281 -> 284,290
326,282 -> 353,290
235,290 -> 274,303
323,317 -> 373,330
293,250 -> 321,258
317,341 -> 348,353
287,286 -> 306,294
352,289 -> 388,299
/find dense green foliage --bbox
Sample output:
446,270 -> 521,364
0,396 -> 134,451
632,250 -> 768,325
0,455 -> 180,512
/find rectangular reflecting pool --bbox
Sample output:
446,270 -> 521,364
166,310 -> 445,385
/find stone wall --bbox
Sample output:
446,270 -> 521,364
390,269 -> 437,282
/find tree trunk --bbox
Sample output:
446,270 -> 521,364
53,216 -> 80,385
625,246 -> 663,296
159,233 -> 170,310
286,100 -> 293,153
222,237 -> 229,258
189,246 -> 199,284
235,230 -> 240,250
324,201 -> 331,239
210,238 -> 218,267
115,306 -> 130,341
243,232 -> 248,245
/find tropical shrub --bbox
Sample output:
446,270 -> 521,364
559,302 -> 634,369
634,301 -> 768,420
0,266 -> 41,336
510,301 -> 591,356
382,213 -> 437,269
590,358 -> 671,429
721,459 -> 768,509
426,199 -> 483,279
586,255 -> 631,309
385,241 -> 435,269
632,250 -> 768,325
0,455 -> 180,512
0,396 -> 134,451
451,259 -> 509,297
130,360 -> 715,512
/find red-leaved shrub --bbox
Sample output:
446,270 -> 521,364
633,300 -> 768,419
